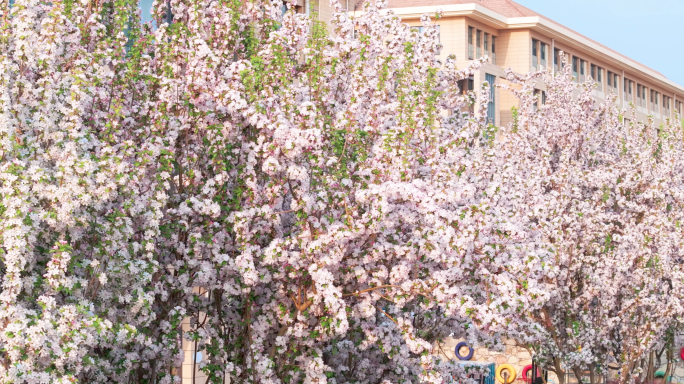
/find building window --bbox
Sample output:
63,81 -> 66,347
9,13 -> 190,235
468,27 -> 474,60
459,77 -> 475,94
486,73 -> 496,124
637,84 -> 647,108
607,72 -> 619,93
608,71 -> 612,88
623,78 -> 627,98
532,39 -> 539,70
533,89 -> 546,110
484,33 -> 490,57
579,59 -> 586,82
642,86 -> 646,105
459,77 -> 475,113
624,79 -> 633,103
476,30 -> 482,58
411,26 -> 440,43
572,57 -> 579,81
491,36 -> 497,65
664,96 -> 671,114
554,49 -> 562,73
540,43 -> 547,68
591,65 -> 603,89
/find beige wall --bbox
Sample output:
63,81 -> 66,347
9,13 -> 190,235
326,4 -> 682,127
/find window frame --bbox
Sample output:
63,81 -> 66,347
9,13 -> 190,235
468,27 -> 474,60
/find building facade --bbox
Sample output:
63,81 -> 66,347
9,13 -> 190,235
302,0 -> 684,128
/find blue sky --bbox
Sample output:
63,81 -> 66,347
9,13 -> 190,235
515,0 -> 684,86
138,0 -> 684,85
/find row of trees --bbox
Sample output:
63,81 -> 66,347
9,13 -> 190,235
0,0 -> 683,383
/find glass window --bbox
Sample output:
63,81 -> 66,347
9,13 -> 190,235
532,39 -> 539,69
597,67 -> 602,83
608,71 -> 613,87
484,33 -> 489,53
476,30 -> 482,58
468,27 -> 474,60
572,57 -> 579,80
486,73 -> 496,124
540,43 -> 547,68
554,49 -> 563,72
491,36 -> 497,64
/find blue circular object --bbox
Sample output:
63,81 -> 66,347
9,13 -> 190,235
455,341 -> 474,360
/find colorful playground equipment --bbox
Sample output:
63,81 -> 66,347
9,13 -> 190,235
522,365 -> 541,381
496,364 -> 517,384
455,341 -> 475,361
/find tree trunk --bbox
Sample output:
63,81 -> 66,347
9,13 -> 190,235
590,363 -> 596,384
647,351 -> 656,384
637,357 -> 647,384
664,347 -> 674,384
620,361 -> 635,384
573,366 -> 585,384
554,358 -> 566,384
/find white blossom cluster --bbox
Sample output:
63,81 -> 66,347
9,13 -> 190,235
0,0 -> 682,383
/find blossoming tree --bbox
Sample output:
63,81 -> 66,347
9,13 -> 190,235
1,0 -> 682,383
496,62 -> 684,384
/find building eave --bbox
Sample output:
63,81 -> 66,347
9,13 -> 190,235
380,4 -> 684,95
